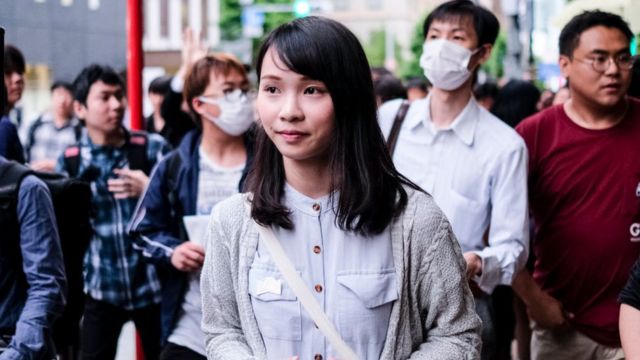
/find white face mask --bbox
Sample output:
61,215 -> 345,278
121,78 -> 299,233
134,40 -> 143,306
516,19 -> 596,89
419,39 -> 479,91
198,89 -> 255,136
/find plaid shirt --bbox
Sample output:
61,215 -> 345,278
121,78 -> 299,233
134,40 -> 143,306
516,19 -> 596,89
55,128 -> 169,310
26,113 -> 81,163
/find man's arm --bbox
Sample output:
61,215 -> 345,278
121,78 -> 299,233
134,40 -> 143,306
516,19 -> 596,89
0,176 -> 66,360
128,153 -> 204,272
620,304 -> 640,360
471,144 -> 529,293
511,269 -> 572,329
620,258 -> 640,359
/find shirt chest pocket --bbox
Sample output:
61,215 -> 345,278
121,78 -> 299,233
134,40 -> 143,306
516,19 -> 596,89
248,266 -> 302,341
336,270 -> 398,344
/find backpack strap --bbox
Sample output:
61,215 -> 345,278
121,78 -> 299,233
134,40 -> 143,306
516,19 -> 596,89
63,145 -> 82,179
386,101 -> 411,157
73,120 -> 83,142
127,131 -> 151,175
164,151 -> 187,241
25,116 -> 44,162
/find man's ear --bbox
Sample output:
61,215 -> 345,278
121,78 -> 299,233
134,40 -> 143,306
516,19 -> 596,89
559,55 -> 571,78
476,44 -> 493,65
74,100 -> 87,120
191,97 -> 204,116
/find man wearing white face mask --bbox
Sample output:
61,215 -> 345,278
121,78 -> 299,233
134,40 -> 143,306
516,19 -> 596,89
378,1 -> 529,359
129,52 -> 255,360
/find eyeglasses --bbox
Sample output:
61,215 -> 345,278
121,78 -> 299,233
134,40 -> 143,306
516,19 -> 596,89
574,54 -> 636,73
199,89 -> 256,104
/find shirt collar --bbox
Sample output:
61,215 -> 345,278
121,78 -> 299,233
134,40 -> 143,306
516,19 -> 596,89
80,126 -> 131,151
284,183 -> 336,216
406,95 -> 480,147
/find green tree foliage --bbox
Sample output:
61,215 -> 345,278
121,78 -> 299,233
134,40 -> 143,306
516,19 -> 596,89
481,31 -> 506,78
364,29 -> 386,67
220,0 -> 294,42
398,19 -> 425,80
220,0 -> 242,40
256,0 -> 294,35
363,29 -> 402,73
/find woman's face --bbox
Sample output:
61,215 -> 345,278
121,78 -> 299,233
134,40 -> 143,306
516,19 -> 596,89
257,47 -> 335,166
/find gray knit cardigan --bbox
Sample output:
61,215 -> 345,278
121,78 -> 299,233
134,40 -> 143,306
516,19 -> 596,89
200,188 -> 482,359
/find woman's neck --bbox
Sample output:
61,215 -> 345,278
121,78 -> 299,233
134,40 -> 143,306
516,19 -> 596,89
283,157 -> 332,199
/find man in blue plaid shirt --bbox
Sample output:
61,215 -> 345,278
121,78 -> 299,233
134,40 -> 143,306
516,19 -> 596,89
56,64 -> 170,360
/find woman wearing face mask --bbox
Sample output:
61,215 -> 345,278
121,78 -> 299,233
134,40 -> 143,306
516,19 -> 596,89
129,52 -> 255,360
200,16 -> 481,360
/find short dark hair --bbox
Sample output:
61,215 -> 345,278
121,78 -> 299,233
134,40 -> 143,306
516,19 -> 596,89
374,74 -> 407,104
423,0 -> 500,47
148,75 -> 171,95
474,81 -> 499,101
559,10 -> 633,57
51,80 -> 73,93
406,77 -> 429,92
490,79 -> 540,128
72,64 -> 124,105
4,45 -> 26,75
251,16 -> 419,235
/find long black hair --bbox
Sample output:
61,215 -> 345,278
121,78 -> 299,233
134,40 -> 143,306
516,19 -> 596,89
247,16 -> 419,236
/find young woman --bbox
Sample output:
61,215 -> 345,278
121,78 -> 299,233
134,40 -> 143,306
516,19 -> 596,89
200,16 -> 481,360
130,52 -> 255,360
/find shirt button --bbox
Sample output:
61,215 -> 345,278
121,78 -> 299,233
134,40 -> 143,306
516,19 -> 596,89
314,355 -> 323,360
312,203 -> 321,211
315,284 -> 323,293
313,245 -> 321,254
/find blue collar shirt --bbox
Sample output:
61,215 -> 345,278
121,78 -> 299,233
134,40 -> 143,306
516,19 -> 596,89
378,96 -> 529,293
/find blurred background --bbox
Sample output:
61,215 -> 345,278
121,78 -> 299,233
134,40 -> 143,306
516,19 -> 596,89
0,0 -> 638,137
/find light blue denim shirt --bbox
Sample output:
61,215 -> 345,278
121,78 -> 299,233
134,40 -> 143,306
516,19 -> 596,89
249,184 -> 396,360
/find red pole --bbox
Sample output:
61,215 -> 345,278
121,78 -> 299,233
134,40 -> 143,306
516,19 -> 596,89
127,0 -> 143,131
127,2 -> 145,359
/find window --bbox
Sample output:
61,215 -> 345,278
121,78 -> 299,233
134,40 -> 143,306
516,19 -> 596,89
366,0 -> 382,10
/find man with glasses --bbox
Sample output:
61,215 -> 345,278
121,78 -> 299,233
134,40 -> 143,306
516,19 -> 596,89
514,11 -> 639,359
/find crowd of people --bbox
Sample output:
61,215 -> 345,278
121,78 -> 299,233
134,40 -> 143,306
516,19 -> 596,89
1,0 -> 640,359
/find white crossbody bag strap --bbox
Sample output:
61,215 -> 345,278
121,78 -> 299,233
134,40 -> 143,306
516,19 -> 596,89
253,221 -> 359,360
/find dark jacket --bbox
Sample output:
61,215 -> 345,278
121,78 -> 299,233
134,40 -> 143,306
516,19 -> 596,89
0,158 -> 66,359
158,86 -> 196,149
0,116 -> 25,164
129,128 -> 254,344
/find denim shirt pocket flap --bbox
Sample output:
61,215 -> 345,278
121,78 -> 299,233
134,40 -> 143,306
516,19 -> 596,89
248,266 -> 298,302
337,270 -> 398,308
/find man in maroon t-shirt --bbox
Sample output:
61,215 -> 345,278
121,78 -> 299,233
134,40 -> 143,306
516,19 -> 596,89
514,11 -> 639,360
